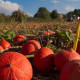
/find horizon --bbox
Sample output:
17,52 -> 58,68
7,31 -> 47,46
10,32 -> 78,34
0,0 -> 80,16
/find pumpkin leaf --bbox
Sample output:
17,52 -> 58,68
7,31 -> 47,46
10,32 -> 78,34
66,31 -> 75,41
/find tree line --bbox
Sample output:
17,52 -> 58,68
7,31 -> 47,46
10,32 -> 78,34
0,7 -> 80,23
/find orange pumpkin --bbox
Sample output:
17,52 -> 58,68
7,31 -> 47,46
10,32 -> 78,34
33,47 -> 54,73
0,38 -> 11,49
13,35 -> 26,46
54,49 -> 80,71
21,40 -> 41,55
0,52 -> 33,80
60,60 -> 80,80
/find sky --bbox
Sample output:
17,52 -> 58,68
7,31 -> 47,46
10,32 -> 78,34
0,0 -> 80,16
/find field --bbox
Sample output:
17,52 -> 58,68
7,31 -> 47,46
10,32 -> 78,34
0,21 -> 77,48
0,21 -> 79,80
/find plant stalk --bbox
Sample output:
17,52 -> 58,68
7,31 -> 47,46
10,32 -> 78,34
73,20 -> 80,51
25,54 -> 34,58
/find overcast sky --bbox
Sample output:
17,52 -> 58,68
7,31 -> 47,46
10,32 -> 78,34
0,0 -> 80,16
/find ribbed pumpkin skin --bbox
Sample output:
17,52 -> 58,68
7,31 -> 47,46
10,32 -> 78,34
54,49 -> 80,71
60,60 -> 80,80
21,40 -> 41,55
0,38 -> 11,49
13,35 -> 26,46
33,47 -> 54,73
14,35 -> 26,42
0,52 -> 33,80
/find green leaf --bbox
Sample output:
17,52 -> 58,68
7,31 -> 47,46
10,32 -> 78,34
66,31 -> 75,41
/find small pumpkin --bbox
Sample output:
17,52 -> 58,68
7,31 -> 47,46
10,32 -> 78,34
0,38 -> 11,49
21,40 -> 41,55
13,35 -> 26,46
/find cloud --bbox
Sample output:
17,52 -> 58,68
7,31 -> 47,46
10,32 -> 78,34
0,0 -> 21,14
50,0 -> 60,4
26,12 -> 33,17
64,5 -> 75,12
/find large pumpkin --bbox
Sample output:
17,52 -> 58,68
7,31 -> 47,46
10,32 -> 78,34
21,40 -> 41,55
0,52 -> 33,80
60,59 -> 80,80
33,47 -> 54,73
54,49 -> 80,71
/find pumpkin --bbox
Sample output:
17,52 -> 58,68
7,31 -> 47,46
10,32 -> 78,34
54,49 -> 80,71
0,52 -> 33,80
21,40 -> 41,55
0,38 -> 11,49
13,35 -> 26,46
33,47 -> 54,73
60,59 -> 80,80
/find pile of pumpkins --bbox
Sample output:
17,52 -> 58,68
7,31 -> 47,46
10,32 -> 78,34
0,34 -> 80,80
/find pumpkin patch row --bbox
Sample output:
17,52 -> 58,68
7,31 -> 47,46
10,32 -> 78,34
0,34 -> 80,80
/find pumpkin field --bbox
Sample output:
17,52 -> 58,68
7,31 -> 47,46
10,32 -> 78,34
0,20 -> 80,80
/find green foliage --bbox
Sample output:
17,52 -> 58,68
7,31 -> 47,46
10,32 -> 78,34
63,14 -> 67,21
0,7 -> 80,22
27,17 -> 51,22
0,13 -> 5,23
64,9 -> 80,22
11,9 -> 28,22
57,48 -> 62,52
46,45 -> 62,53
46,45 -> 57,53
57,30 -> 75,41
50,10 -> 59,19
74,9 -> 80,17
51,30 -> 75,49
0,30 -> 16,43
0,13 -> 11,23
67,11 -> 73,22
34,7 -> 51,20
46,45 -> 56,51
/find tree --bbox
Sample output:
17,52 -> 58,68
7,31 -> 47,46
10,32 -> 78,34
0,13 -> 6,22
73,9 -> 80,17
66,9 -> 80,21
50,10 -> 59,19
74,9 -> 78,16
5,15 -> 11,23
63,14 -> 67,21
34,7 -> 51,20
67,11 -> 73,21
0,13 -> 11,23
11,9 -> 28,22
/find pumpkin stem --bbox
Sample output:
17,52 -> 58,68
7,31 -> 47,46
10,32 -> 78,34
73,20 -> 80,51
8,64 -> 12,67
